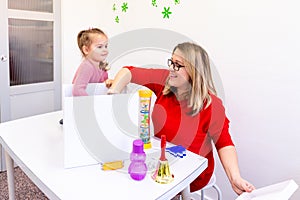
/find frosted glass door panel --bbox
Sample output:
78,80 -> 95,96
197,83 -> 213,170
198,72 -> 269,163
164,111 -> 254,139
8,0 -> 53,13
9,18 -> 53,86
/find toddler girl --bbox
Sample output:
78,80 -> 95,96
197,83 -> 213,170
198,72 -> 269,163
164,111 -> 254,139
72,28 -> 110,96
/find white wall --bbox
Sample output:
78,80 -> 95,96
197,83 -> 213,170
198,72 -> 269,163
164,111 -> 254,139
62,0 -> 300,199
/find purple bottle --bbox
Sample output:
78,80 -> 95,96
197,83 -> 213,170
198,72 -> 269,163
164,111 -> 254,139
128,139 -> 147,181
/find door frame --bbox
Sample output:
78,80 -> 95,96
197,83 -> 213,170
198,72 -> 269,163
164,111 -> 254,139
0,0 -> 61,171
0,0 -> 10,123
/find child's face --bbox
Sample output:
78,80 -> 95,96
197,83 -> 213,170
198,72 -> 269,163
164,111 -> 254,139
85,33 -> 109,63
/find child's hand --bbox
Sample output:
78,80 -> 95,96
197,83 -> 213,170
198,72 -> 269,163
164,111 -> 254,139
105,79 -> 113,88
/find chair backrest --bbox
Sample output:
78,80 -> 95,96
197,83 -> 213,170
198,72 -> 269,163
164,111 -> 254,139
63,83 -> 108,97
63,82 -> 145,97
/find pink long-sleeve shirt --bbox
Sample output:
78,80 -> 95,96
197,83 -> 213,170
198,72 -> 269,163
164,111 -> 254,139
72,59 -> 108,96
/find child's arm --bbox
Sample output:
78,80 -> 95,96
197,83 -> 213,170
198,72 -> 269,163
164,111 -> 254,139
72,64 -> 93,96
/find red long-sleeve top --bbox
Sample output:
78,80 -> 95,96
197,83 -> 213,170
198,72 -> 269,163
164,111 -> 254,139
126,66 -> 234,192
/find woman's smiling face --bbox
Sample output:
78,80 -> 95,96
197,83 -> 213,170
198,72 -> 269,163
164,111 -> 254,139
168,48 -> 190,91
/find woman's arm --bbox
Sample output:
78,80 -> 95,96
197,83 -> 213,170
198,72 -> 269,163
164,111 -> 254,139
107,68 -> 132,94
218,146 -> 255,195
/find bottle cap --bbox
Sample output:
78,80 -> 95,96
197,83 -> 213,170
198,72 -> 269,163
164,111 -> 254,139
138,89 -> 152,98
144,142 -> 152,149
133,139 -> 144,153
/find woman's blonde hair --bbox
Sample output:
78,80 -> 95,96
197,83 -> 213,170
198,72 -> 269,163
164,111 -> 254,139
163,42 -> 217,116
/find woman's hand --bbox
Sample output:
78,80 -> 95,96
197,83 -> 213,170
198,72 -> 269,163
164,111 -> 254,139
106,68 -> 132,94
105,79 -> 120,94
231,177 -> 255,195
105,79 -> 113,88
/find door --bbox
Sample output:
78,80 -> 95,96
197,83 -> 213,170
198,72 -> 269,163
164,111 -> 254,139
0,0 -> 61,171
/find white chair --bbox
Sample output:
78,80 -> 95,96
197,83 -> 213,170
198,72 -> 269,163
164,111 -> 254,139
190,173 -> 222,200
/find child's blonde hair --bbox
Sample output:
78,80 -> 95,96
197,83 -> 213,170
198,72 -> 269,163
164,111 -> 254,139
77,28 -> 106,56
77,28 -> 109,70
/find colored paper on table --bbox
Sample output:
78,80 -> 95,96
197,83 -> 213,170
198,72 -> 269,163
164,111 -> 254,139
166,145 -> 186,158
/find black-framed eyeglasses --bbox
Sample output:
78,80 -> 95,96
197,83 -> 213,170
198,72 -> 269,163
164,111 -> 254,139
167,59 -> 185,71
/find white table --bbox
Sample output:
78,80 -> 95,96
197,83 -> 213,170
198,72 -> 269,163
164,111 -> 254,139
0,111 -> 207,200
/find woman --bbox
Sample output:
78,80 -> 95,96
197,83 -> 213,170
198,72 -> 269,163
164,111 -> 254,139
107,42 -> 254,196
